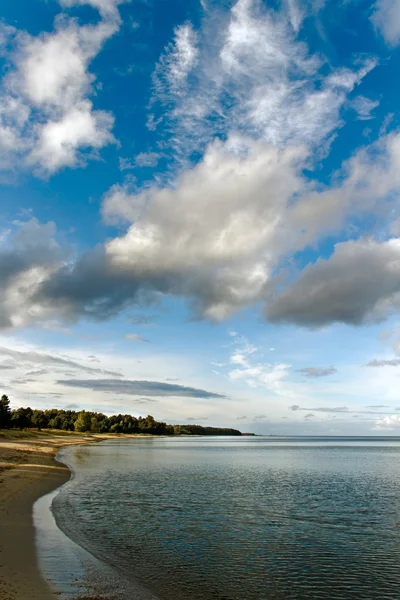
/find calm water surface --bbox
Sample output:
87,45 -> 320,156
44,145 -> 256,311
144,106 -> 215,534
52,437 -> 400,599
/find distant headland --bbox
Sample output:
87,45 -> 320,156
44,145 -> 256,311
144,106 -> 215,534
0,396 -> 243,436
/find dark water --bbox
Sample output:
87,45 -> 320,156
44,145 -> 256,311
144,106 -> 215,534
53,437 -> 400,600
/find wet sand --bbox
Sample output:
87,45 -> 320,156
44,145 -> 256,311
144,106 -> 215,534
0,432 -> 100,600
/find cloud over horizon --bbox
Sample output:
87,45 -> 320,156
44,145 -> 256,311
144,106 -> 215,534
56,378 -> 227,398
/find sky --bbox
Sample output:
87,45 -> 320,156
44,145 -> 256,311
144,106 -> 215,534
1,0 -> 400,434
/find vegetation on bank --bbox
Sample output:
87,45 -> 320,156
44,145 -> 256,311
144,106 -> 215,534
0,395 -> 242,436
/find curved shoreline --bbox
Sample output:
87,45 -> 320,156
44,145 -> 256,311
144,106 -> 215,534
0,433 -> 104,600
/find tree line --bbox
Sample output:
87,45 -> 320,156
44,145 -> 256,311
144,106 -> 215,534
0,395 -> 242,436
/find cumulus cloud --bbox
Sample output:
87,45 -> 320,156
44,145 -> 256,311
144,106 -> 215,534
56,378 -> 226,398
3,127 -> 400,329
0,1 -> 399,332
371,0 -> 400,47
26,122 -> 400,329
0,4 -> 118,174
375,415 -> 400,429
297,367 -> 337,378
38,138 -> 305,323
0,219 -> 68,328
101,183 -> 144,225
267,237 -> 400,326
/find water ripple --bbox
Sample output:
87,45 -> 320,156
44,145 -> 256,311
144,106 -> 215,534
53,439 -> 400,600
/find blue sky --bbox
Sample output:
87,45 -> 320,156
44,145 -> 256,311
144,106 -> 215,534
1,0 -> 400,433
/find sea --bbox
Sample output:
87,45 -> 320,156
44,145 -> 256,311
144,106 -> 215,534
34,436 -> 400,599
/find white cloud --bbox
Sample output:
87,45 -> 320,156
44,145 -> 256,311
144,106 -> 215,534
227,336 -> 292,396
375,415 -> 400,429
59,0 -> 125,20
28,101 -> 115,172
134,152 -> 160,168
0,10 -> 118,174
154,23 -> 198,95
0,219 -> 67,329
285,0 -> 305,32
2,128 -> 399,329
150,0 -> 375,165
350,95 -> 380,120
104,137 -> 305,320
101,183 -> 144,225
0,0 -> 398,334
372,0 -> 400,47
119,157 -> 135,171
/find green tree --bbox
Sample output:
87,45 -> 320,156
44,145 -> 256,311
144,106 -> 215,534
74,411 -> 92,432
32,410 -> 47,431
90,416 -> 101,433
11,407 -> 32,430
0,394 -> 11,429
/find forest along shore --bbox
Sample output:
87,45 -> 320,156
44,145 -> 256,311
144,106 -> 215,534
0,430 -> 109,600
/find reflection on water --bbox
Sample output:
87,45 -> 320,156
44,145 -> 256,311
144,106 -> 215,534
51,437 -> 400,600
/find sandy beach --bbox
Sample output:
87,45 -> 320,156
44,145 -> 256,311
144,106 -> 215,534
0,431 -> 100,600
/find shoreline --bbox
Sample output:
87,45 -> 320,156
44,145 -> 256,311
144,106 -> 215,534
0,431 -> 121,600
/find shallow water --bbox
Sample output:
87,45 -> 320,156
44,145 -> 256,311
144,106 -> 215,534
48,437 -> 400,599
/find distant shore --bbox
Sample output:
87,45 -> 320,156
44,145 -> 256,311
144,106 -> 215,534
0,430 -> 127,600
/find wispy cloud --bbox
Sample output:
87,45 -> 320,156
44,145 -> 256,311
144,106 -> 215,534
134,152 -> 160,168
350,95 -> 380,120
0,346 -> 121,376
0,360 -> 17,370
59,0 -> 124,20
128,315 -> 157,326
290,404 -> 349,413
150,0 -> 374,165
297,367 -> 337,378
290,404 -> 398,415
57,378 -> 227,398
125,333 -> 150,342
227,336 -> 292,396
366,358 -> 400,367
